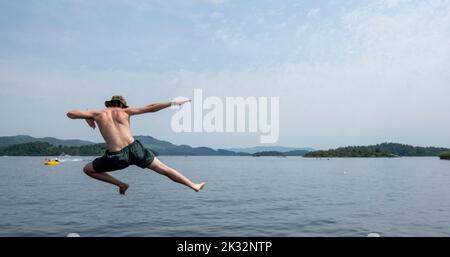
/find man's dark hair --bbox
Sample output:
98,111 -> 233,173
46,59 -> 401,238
106,100 -> 126,108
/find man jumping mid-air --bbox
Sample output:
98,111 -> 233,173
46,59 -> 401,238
67,95 -> 206,195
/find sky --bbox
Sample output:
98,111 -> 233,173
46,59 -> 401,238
0,0 -> 449,149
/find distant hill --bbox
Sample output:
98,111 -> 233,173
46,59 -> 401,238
0,141 -> 107,156
253,151 -> 287,157
251,149 -> 309,157
135,136 -> 249,156
0,141 -> 161,157
284,150 -> 310,156
0,135 -> 95,148
0,135 -> 250,156
3,136 -> 446,158
304,143 -> 450,158
227,146 -> 314,154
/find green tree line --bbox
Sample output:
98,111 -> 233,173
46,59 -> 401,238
304,143 -> 450,158
0,141 -> 159,156
439,152 -> 450,160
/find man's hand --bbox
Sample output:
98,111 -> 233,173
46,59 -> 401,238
85,118 -> 96,130
171,99 -> 192,106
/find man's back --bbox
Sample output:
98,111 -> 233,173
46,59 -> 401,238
94,108 -> 134,152
66,98 -> 191,152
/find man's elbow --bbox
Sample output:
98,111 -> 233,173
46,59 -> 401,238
66,111 -> 76,119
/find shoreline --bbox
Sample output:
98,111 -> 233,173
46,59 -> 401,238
4,155 -> 445,158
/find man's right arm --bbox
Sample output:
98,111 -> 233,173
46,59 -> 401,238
66,110 -> 98,119
67,110 -> 99,130
85,118 -> 96,130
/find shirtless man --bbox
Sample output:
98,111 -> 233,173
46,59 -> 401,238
66,95 -> 205,195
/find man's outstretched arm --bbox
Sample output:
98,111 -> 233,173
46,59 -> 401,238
66,109 -> 98,119
67,110 -> 99,129
126,100 -> 191,116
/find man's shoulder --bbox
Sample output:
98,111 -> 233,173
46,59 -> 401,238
112,108 -> 131,118
91,108 -> 109,119
101,107 -> 130,116
94,109 -> 107,115
119,108 -> 133,116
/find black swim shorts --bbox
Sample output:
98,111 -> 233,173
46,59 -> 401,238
92,140 -> 155,172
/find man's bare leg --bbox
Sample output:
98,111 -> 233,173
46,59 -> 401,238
83,162 -> 129,195
148,158 -> 205,192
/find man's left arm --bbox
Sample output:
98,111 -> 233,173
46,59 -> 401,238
126,100 -> 191,116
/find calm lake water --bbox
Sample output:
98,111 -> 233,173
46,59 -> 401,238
1,156 -> 450,237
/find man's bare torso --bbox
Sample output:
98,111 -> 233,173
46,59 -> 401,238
67,100 -> 190,153
93,108 -> 135,152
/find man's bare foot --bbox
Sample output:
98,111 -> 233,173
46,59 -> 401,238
192,182 -> 206,192
119,183 -> 129,195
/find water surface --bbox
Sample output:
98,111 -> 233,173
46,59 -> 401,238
1,156 -> 449,236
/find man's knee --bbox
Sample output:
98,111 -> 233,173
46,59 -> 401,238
83,164 -> 95,175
